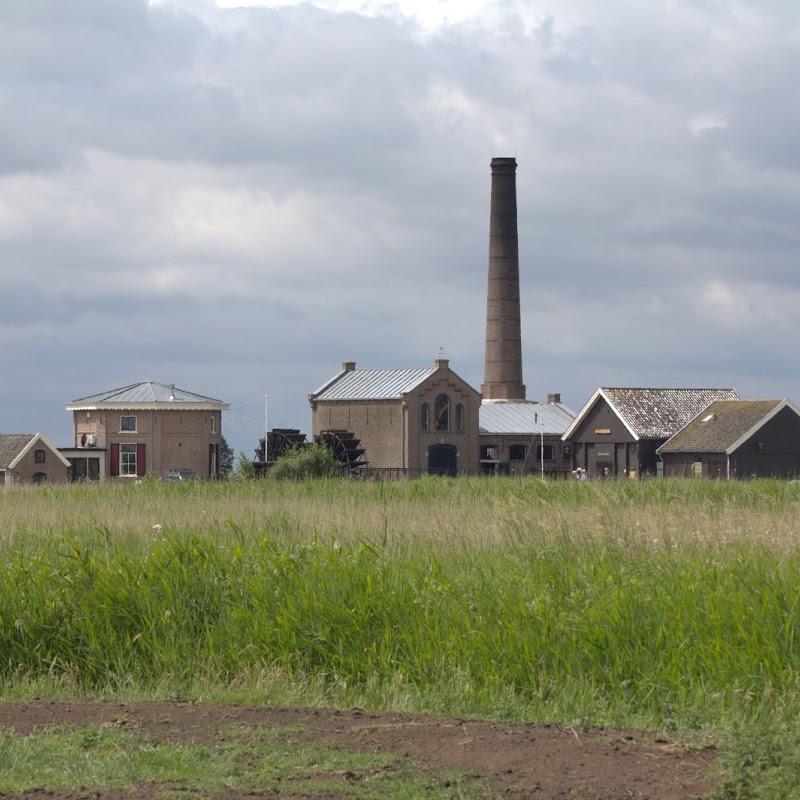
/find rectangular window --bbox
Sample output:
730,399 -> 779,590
120,443 -> 137,476
120,416 -> 137,432
211,415 -> 217,433
34,449 -> 46,464
509,444 -> 528,461
536,445 -> 555,461
69,458 -> 87,481
480,445 -> 498,460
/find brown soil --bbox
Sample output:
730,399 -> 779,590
0,701 -> 717,799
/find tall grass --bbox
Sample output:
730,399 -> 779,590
1,477 -> 799,736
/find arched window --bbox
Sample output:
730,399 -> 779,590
435,394 -> 450,431
421,403 -> 430,431
456,404 -> 465,432
34,449 -> 46,464
32,472 -> 47,484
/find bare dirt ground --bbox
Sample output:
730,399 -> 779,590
0,701 -> 718,799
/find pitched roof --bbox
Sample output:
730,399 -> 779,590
479,400 -> 576,436
67,381 -> 228,408
0,434 -> 36,469
311,368 -> 437,401
563,387 -> 740,441
658,399 -> 795,454
0,433 -> 71,469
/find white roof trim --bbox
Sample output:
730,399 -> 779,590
561,388 -> 639,442
8,433 -> 71,469
308,369 -> 348,400
726,399 -> 799,455
66,402 -> 229,411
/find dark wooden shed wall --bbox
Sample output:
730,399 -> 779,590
566,397 -> 660,478
660,405 -> 800,479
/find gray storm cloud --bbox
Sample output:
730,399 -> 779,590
1,0 -> 798,454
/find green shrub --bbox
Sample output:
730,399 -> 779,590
269,443 -> 341,481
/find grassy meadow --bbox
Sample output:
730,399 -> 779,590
1,476 -> 800,795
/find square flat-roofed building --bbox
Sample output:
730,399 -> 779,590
309,359 -> 481,476
66,381 -> 229,480
0,433 -> 70,486
657,399 -> 800,479
562,387 -> 740,478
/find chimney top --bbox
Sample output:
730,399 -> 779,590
342,361 -> 356,372
435,358 -> 449,370
547,393 -> 561,404
490,156 -> 517,174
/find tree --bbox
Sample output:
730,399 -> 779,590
269,443 -> 341,481
234,451 -> 256,479
220,435 -> 235,477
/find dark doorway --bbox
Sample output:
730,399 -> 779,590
596,462 -> 613,480
428,444 -> 457,476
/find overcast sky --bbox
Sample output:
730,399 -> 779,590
2,0 -> 799,457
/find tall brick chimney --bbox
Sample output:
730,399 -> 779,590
481,157 -> 525,400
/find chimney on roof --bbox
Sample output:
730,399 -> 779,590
342,361 -> 356,372
169,384 -> 175,400
547,393 -> 561,404
435,358 -> 449,370
481,157 -> 526,401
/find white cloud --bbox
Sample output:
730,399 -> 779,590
689,114 -> 728,137
700,280 -> 792,330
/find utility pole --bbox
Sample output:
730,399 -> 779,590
264,394 -> 269,464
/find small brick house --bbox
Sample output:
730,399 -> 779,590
0,433 -> 70,486
479,396 -> 575,476
562,387 -> 740,478
657,399 -> 800,479
309,359 -> 481,476
65,381 -> 229,480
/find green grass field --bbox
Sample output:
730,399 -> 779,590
1,476 -> 799,797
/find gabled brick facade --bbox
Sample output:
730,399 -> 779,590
310,359 -> 481,476
0,433 -> 70,486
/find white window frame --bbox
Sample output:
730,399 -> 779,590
120,443 -> 137,476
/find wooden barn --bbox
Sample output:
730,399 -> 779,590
657,399 -> 800,479
562,387 -> 740,478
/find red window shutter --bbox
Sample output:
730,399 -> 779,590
137,443 -> 146,476
209,443 -> 213,476
110,444 -> 119,477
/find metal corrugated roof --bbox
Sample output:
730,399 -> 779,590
479,400 -> 576,436
658,399 -> 787,454
312,368 -> 436,400
71,381 -> 226,405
